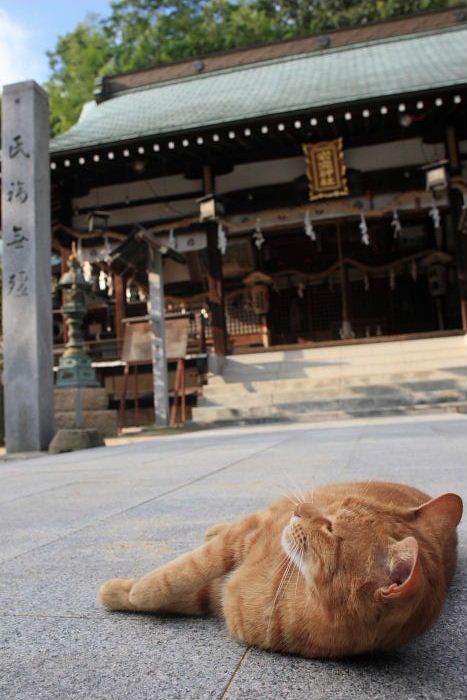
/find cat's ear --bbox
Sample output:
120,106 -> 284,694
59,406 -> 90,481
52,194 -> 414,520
379,536 -> 420,599
411,493 -> 463,528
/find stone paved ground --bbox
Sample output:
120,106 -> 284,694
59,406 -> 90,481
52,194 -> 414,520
0,414 -> 465,700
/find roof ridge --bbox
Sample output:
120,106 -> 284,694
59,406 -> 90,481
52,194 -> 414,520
106,24 -> 466,102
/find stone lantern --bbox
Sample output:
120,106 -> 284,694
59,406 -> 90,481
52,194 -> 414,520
56,251 -> 99,389
50,249 -> 105,453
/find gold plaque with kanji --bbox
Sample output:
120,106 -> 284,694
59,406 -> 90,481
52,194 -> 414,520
303,137 -> 348,201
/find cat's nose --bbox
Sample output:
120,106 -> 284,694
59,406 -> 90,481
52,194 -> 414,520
294,503 -> 318,519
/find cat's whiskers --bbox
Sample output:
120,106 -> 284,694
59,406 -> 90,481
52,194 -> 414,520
284,493 -> 300,507
293,547 -> 305,600
288,474 -> 308,505
270,535 -> 299,575
360,480 -> 374,498
266,550 -> 298,641
270,482 -> 300,507
269,550 -> 291,580
277,469 -> 306,505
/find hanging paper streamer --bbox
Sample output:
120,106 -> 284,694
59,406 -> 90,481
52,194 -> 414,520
391,210 -> 402,238
98,270 -> 107,291
252,218 -> 265,250
359,214 -> 370,246
429,202 -> 441,229
217,222 -> 227,255
82,261 -> 93,283
297,282 -> 305,299
389,268 -> 395,290
107,274 -> 114,298
304,211 -> 317,241
77,237 -> 83,260
168,228 -> 176,249
364,275 -> 370,292
410,260 -> 418,281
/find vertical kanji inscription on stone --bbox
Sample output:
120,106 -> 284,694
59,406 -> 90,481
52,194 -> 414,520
1,81 -> 54,452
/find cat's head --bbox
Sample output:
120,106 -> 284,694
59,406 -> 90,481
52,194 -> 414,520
281,492 -> 463,649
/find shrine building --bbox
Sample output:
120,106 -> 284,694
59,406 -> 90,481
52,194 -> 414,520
48,6 -> 467,426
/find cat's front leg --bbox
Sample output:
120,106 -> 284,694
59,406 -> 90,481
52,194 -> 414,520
99,578 -> 138,611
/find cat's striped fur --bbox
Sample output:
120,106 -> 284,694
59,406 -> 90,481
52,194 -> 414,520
99,481 -> 462,657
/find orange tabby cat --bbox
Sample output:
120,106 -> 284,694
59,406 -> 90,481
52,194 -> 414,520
99,481 -> 462,658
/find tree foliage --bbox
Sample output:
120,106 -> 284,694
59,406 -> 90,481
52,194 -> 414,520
46,0 -> 460,136
255,0 -> 459,33
45,15 -> 113,136
103,1 -> 281,71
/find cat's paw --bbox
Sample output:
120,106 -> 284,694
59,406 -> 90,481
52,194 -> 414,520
99,578 -> 138,611
204,522 -> 230,540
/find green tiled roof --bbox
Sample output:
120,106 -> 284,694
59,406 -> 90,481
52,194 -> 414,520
51,26 -> 466,154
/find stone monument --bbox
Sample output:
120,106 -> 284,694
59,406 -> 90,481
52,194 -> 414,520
1,81 -> 54,452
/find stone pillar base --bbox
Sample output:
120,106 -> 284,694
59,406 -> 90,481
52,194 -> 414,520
48,428 -> 105,454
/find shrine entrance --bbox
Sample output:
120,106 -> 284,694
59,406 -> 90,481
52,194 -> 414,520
256,214 -> 462,347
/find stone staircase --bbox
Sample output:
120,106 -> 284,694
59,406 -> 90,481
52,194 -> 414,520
54,387 -> 118,435
192,334 -> 467,425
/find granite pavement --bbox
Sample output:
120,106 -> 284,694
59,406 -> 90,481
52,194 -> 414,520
0,413 -> 466,700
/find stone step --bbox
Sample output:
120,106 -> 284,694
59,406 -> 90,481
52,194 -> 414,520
202,370 -> 466,397
55,409 -> 118,436
197,385 -> 466,409
54,387 -> 109,411
213,354 -> 466,382
195,335 -> 466,425
211,353 -> 466,383
191,400 -> 467,425
194,390 -> 466,416
222,334 -> 465,360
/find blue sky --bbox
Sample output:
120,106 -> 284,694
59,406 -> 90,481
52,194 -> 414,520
0,0 -> 113,90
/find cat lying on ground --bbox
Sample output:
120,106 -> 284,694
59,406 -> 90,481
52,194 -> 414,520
99,481 -> 462,658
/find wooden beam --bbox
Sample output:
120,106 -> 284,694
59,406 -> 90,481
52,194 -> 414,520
114,273 -> 126,354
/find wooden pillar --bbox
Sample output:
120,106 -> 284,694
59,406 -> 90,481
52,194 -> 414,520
203,164 -> 227,356
336,223 -> 354,339
446,125 -> 467,331
114,273 -> 126,354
